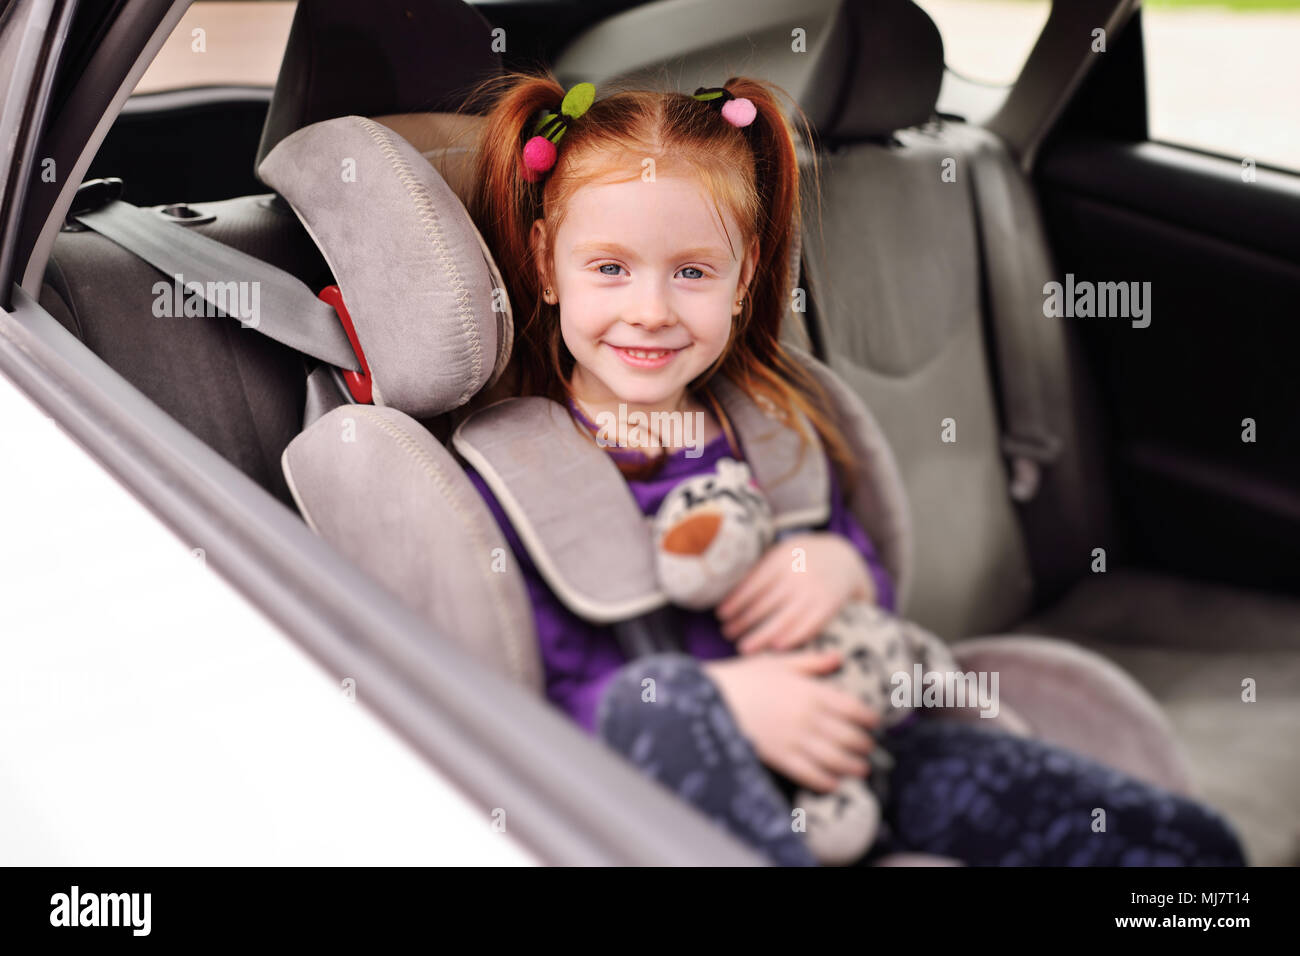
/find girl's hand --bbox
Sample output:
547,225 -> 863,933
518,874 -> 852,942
702,651 -> 880,793
715,532 -> 875,654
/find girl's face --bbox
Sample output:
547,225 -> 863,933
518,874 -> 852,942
533,173 -> 758,412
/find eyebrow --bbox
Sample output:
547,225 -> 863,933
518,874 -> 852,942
572,240 -> 732,261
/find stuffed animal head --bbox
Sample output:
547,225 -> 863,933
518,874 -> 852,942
652,458 -> 775,610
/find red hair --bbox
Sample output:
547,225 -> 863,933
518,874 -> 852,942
458,68 -> 855,490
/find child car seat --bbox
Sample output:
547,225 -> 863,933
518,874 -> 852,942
261,112 -> 1198,866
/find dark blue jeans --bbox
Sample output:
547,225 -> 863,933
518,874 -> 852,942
594,653 -> 1248,867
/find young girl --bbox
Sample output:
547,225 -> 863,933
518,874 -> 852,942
455,70 -> 1248,867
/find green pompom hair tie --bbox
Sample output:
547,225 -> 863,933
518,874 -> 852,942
521,82 -> 595,182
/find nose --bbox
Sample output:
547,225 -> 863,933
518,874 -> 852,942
625,279 -> 674,331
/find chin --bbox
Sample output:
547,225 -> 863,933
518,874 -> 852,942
606,382 -> 682,407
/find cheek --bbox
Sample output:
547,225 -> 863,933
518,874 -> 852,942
690,298 -> 735,344
557,289 -> 611,342
558,310 -> 599,358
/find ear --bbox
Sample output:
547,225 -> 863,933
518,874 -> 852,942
733,235 -> 760,313
530,218 -> 554,293
739,234 -> 759,294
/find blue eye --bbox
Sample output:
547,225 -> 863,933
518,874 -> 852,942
595,263 -> 707,279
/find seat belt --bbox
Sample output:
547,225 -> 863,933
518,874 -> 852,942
961,127 -> 1062,503
612,606 -> 685,659
69,188 -> 361,372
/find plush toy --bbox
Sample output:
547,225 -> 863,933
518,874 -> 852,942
652,457 -> 970,865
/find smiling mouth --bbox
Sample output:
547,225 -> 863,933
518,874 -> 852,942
613,347 -> 678,359
606,343 -> 687,368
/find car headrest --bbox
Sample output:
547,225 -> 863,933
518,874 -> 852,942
252,0 -> 503,180
366,112 -> 485,211
257,115 -> 512,419
814,0 -> 944,142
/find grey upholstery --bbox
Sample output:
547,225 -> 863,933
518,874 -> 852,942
40,193 -> 326,506
800,130 -> 1038,639
791,5 -> 1300,865
283,403 -> 542,691
258,115 -> 512,418
39,0 -> 507,507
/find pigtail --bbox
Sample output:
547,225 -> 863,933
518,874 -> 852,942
700,78 -> 859,494
460,70 -> 571,404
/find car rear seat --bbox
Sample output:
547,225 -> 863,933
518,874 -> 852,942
554,0 -> 1300,866
37,0 -> 505,508
41,193 -> 328,507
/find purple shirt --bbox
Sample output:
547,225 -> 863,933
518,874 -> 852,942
463,401 -> 896,735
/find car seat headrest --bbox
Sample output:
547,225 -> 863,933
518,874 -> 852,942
253,0 -> 502,180
366,112 -> 485,211
257,115 -> 512,418
814,0 -> 944,141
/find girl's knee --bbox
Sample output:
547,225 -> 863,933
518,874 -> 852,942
596,653 -> 722,742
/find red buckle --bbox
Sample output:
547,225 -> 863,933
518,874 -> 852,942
317,284 -> 372,403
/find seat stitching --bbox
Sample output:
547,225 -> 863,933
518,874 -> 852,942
355,117 -> 483,406
351,405 -> 532,687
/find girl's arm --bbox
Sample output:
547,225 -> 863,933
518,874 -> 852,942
823,457 -> 896,614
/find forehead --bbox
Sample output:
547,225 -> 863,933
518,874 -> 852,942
556,174 -> 743,258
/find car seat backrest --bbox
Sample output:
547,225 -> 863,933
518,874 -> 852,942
795,0 -> 1034,638
795,0 -> 1114,637
251,0 -> 503,182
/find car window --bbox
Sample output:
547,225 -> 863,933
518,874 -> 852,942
1144,0 -> 1300,172
132,0 -> 297,94
913,0 -> 1052,121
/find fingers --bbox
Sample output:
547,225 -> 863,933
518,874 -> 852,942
719,577 -> 786,641
715,555 -> 778,622
786,648 -> 844,675
812,710 -> 876,758
736,598 -> 813,654
799,733 -> 870,780
816,682 -> 882,731
764,600 -> 836,653
779,752 -> 841,795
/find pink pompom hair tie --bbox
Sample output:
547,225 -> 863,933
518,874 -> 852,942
691,86 -> 757,127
